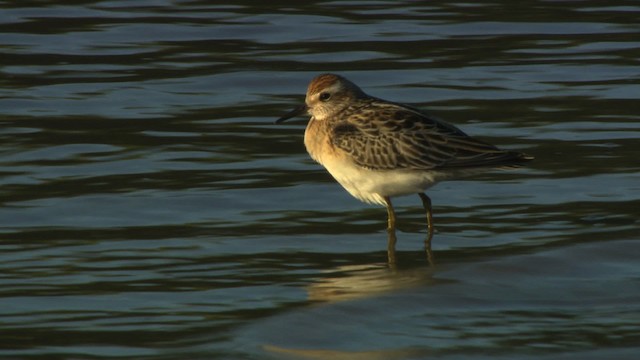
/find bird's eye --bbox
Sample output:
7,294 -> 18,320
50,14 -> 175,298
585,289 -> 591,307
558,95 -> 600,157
319,92 -> 331,101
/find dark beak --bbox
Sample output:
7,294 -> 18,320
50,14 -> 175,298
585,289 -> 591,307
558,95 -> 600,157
275,104 -> 308,124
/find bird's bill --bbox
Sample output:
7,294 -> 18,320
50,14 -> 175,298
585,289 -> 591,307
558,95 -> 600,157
275,104 -> 308,124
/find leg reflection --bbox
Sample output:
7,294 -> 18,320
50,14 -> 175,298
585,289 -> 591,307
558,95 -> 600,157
386,227 -> 397,267
425,233 -> 434,267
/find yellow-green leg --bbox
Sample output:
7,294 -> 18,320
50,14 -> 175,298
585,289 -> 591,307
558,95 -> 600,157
418,193 -> 434,240
384,196 -> 396,230
384,196 -> 397,265
418,193 -> 435,266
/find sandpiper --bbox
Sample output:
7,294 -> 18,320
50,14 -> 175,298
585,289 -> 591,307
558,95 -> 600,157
276,73 -> 532,243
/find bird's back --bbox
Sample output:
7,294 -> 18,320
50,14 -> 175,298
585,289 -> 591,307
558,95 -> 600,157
330,99 -> 533,172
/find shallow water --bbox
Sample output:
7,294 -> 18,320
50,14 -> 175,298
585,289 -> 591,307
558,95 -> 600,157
1,1 -> 639,359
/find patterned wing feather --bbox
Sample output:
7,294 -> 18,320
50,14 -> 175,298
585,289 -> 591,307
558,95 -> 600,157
331,101 -> 528,171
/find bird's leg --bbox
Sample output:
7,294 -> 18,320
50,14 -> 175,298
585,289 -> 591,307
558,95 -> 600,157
418,193 -> 434,238
384,196 -> 397,266
384,196 -> 396,230
418,193 -> 434,264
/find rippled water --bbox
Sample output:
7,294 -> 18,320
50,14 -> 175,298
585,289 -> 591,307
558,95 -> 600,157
1,1 -> 639,359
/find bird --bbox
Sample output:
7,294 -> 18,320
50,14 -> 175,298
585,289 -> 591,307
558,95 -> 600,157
276,73 -> 532,245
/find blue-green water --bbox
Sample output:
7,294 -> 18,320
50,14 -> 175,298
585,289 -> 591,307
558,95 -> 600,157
1,1 -> 639,359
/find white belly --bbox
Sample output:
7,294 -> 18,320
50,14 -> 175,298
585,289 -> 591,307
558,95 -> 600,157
323,159 -> 445,205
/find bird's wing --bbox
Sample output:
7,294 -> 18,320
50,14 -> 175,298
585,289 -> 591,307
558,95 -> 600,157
331,101 -> 522,171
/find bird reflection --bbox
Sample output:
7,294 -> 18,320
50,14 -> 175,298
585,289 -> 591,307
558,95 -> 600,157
264,344 -> 427,360
306,262 -> 437,303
